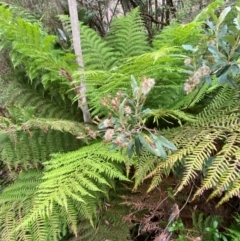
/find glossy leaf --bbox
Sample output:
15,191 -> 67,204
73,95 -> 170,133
155,134 -> 177,151
182,44 -> 196,52
127,140 -> 135,158
234,7 -> 240,30
217,6 -> 231,27
155,139 -> 167,159
131,75 -> 138,97
223,35 -> 236,47
138,133 -> 159,156
118,97 -> 127,120
135,136 -> 142,157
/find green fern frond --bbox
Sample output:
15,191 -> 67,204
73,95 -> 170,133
171,78 -> 220,110
20,118 -> 86,135
195,132 -> 240,200
153,21 -> 203,48
1,130 -> 82,170
80,47 -> 186,114
59,15 -> 117,70
133,151 -> 159,190
0,5 -> 77,99
0,171 -> 58,241
0,143 -> 129,240
14,143 -> 128,235
198,84 -> 238,119
148,109 -> 196,125
0,119 -> 83,169
177,130 -> 221,192
133,84 -> 240,204
1,80 -> 78,120
80,23 -> 117,70
106,7 -> 150,58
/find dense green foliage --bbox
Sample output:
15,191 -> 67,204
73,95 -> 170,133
0,0 -> 240,240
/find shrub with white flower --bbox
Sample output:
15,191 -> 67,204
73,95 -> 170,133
94,75 -> 177,158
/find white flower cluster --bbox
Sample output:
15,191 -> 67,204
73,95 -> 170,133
141,76 -> 155,95
184,65 -> 211,94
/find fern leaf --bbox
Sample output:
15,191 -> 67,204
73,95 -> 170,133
13,143 -> 128,236
106,7 -> 150,58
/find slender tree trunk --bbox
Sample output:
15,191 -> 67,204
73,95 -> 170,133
68,0 -> 92,122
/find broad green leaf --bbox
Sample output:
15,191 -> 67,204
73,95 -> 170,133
203,76 -> 212,85
206,20 -> 216,31
131,75 -> 138,97
223,35 -> 236,47
141,108 -> 151,117
118,97 -> 127,120
215,65 -> 230,77
127,140 -> 134,158
135,136 -> 142,157
229,64 -> 240,76
155,134 -> 177,151
208,44 -> 218,55
155,139 -> 167,159
98,122 -> 105,129
138,133 -> 159,156
233,9 -> 240,30
217,6 -> 231,27
182,44 -> 195,52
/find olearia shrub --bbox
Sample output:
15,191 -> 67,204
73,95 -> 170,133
78,75 -> 177,159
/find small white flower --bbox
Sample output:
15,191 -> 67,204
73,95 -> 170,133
104,129 -> 114,141
184,83 -> 194,94
141,76 -> 155,95
124,106 -> 132,114
184,58 -> 192,65
102,118 -> 113,128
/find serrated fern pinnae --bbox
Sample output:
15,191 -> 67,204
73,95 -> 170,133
0,79 -> 86,170
0,143 -> 129,240
0,5 -> 77,100
133,85 -> 240,205
59,14 -> 117,71
106,7 -> 150,58
0,122 -> 84,170
0,79 -> 79,120
153,21 -> 203,49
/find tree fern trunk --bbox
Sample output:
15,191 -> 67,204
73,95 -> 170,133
68,0 -> 92,122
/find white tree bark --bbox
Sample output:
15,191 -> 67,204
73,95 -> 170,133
68,0 -> 92,122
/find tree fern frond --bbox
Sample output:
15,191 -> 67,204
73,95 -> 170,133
59,15 -> 117,70
20,118 -> 86,136
0,127 -> 82,169
133,151 -> 159,190
220,177 -> 240,206
171,78 -> 220,110
79,48 -> 186,114
153,21 -> 203,48
148,109 -> 196,124
80,23 -> 117,70
1,80 -> 79,120
197,84 -> 238,120
14,143 -> 128,235
177,130 -> 221,192
0,143 -> 129,240
195,133 -> 240,199
0,5 -> 77,100
133,84 -> 240,203
69,189 -> 133,241
106,7 -> 150,58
